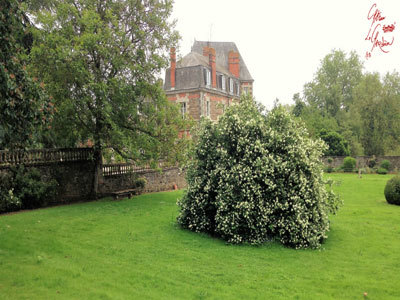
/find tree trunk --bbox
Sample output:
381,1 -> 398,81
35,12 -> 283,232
92,147 -> 102,199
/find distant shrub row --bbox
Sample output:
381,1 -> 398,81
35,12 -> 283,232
325,157 -> 396,175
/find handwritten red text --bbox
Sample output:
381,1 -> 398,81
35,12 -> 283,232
364,3 -> 396,59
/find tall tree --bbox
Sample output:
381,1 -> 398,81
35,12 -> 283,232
304,50 -> 363,119
382,71 -> 400,154
352,73 -> 386,155
28,0 -> 188,194
0,0 -> 53,149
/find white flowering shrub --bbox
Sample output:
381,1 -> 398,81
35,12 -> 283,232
177,97 -> 340,249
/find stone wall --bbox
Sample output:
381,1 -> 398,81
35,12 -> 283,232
99,167 -> 186,196
0,160 -> 96,204
141,167 -> 186,193
36,160 -> 96,202
0,148 -> 96,204
1,148 -> 187,208
322,156 -> 400,171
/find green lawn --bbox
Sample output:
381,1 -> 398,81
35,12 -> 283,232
0,174 -> 399,299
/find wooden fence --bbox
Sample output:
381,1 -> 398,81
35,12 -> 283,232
0,148 -> 93,167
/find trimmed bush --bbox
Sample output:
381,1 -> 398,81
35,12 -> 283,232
177,98 -> 341,249
343,157 -> 356,172
133,177 -> 147,194
134,177 -> 147,189
384,176 -> 400,205
377,167 -> 388,175
326,158 -> 333,173
326,166 -> 334,173
368,156 -> 376,168
380,160 -> 391,171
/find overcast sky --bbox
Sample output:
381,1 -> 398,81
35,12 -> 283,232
170,0 -> 400,108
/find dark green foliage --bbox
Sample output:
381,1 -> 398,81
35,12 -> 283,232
384,176 -> 400,205
134,177 -> 147,189
368,156 -> 377,168
326,166 -> 334,173
319,130 -> 350,156
28,0 -> 187,166
0,166 -> 58,212
377,167 -> 388,175
343,157 -> 356,172
0,0 -> 53,149
27,0 -> 190,196
380,160 -> 391,171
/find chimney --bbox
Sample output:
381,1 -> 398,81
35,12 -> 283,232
228,51 -> 240,78
203,46 -> 210,57
170,47 -> 176,89
209,47 -> 216,88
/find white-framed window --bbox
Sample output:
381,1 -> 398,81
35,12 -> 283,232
180,102 -> 187,118
221,75 -> 226,91
243,87 -> 249,95
206,100 -> 210,117
236,82 -> 240,96
229,78 -> 233,94
204,68 -> 211,87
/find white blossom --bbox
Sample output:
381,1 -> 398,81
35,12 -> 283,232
177,97 -> 341,249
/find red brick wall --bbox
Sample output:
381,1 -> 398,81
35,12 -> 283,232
168,91 -> 200,120
168,91 -> 239,121
228,51 -> 240,78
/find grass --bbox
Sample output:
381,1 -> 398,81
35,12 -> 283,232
0,174 -> 399,299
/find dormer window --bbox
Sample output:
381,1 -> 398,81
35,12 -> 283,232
229,78 -> 233,94
217,74 -> 226,91
204,68 -> 211,87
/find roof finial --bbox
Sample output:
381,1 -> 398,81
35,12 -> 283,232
208,23 -> 213,46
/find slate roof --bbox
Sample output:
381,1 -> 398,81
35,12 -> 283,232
177,52 -> 232,76
191,41 -> 254,82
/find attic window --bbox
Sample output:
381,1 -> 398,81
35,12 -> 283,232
204,68 -> 211,87
218,74 -> 226,91
229,78 -> 233,94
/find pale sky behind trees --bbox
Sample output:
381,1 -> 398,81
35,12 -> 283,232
170,0 -> 400,108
